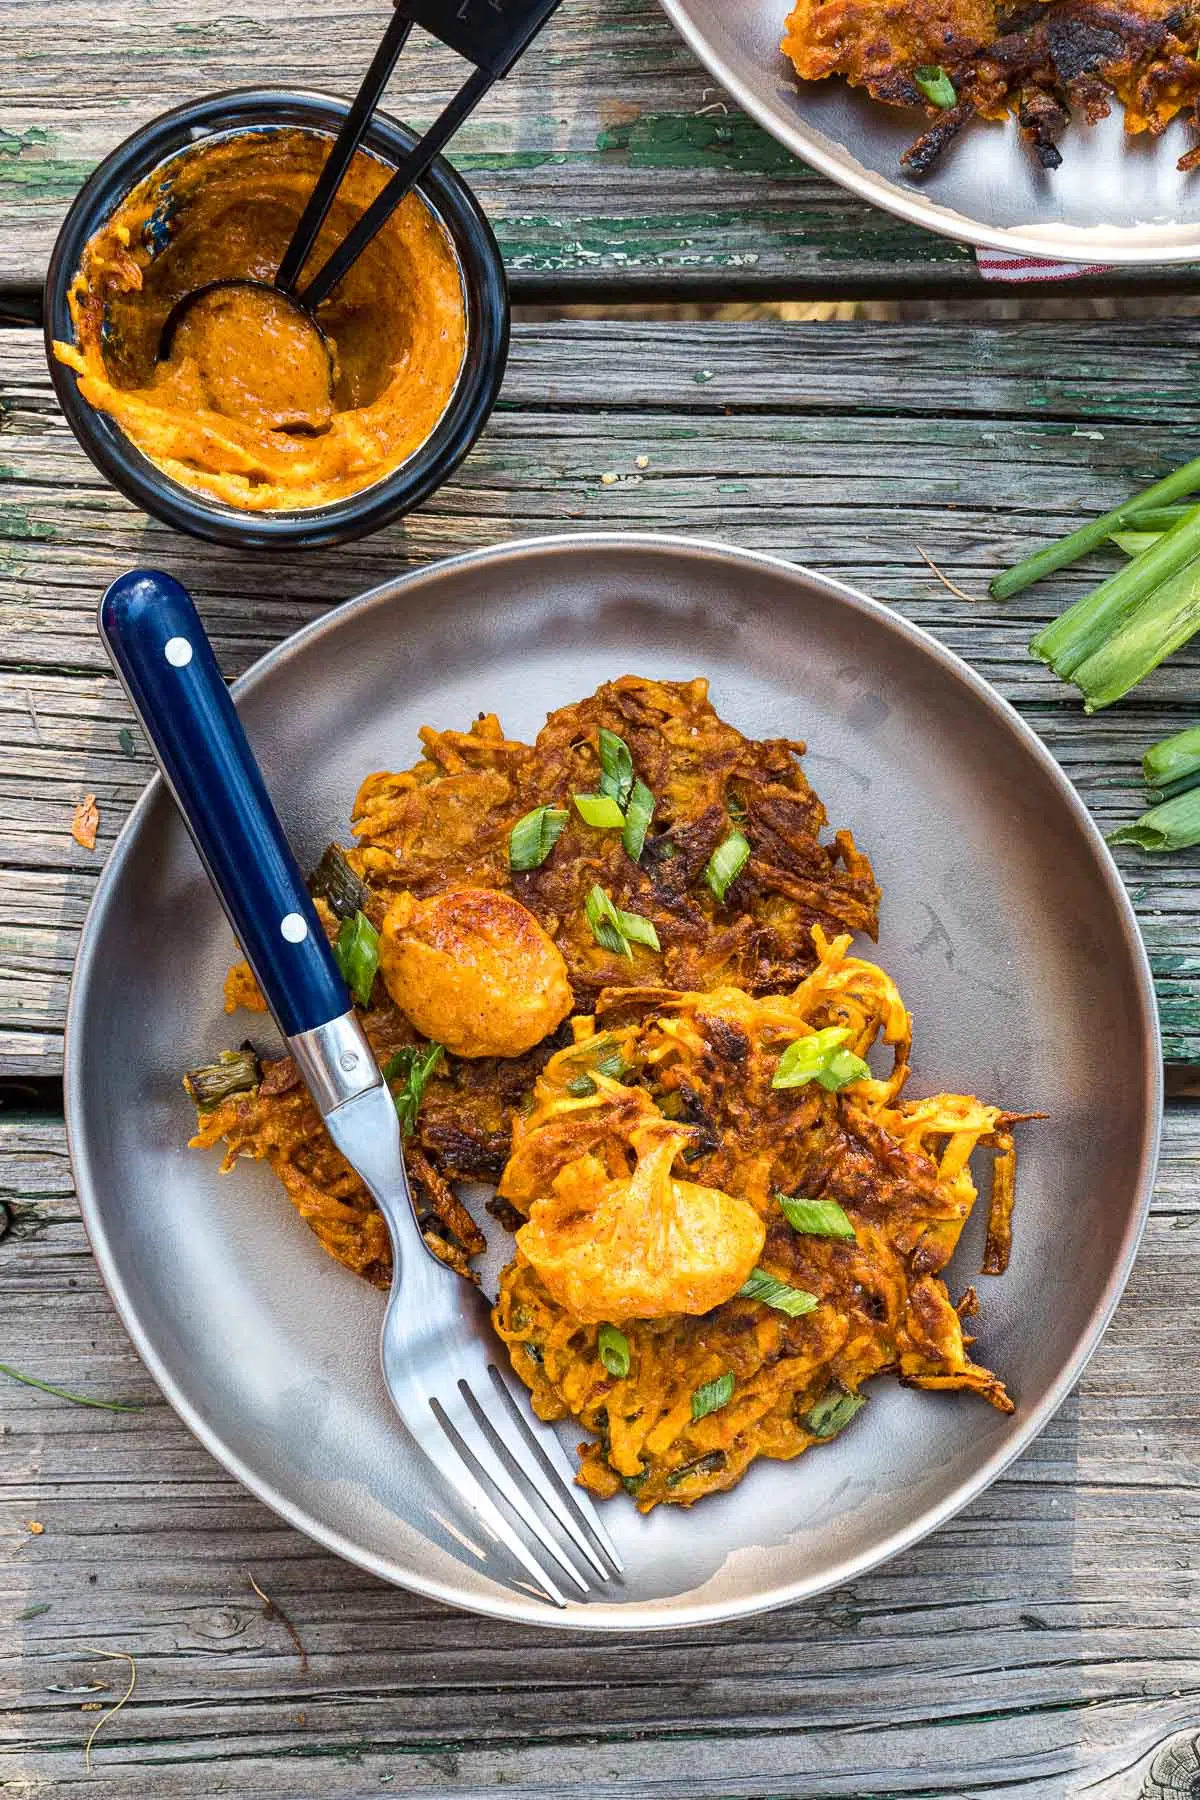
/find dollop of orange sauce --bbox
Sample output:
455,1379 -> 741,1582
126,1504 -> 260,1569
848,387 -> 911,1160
53,128 -> 468,511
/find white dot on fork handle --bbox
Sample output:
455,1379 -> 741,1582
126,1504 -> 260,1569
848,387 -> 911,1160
164,637 -> 193,667
280,913 -> 308,943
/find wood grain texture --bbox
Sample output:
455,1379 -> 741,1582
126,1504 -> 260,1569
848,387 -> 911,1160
1,320 -> 1198,1066
0,1104 -> 1195,1797
0,0 -> 1195,298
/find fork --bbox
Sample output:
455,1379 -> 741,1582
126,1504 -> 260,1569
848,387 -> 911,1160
99,568 -> 623,1607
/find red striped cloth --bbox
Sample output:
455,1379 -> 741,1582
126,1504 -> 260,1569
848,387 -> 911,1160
975,247 -> 1113,280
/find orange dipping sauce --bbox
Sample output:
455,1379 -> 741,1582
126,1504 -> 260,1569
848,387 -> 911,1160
53,129 -> 468,512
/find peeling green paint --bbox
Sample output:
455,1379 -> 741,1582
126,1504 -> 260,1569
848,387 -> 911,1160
0,126 -> 92,199
596,112 -> 799,177
0,506 -> 54,542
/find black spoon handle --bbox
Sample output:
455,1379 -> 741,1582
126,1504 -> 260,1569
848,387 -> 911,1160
298,63 -> 492,311
275,7 -> 414,296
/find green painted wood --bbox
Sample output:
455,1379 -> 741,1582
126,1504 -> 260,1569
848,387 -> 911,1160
0,319 -> 1198,1066
1,1104 -> 1196,1795
0,0 -> 1191,296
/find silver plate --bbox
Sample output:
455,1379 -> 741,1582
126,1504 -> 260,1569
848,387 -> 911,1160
65,534 -> 1160,1630
659,0 -> 1200,262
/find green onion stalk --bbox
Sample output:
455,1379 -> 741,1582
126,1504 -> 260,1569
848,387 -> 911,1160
1067,552 -> 1200,712
1030,508 -> 1200,680
992,457 -> 1200,601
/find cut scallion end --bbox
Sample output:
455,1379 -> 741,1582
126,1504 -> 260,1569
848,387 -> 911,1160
704,828 -> 751,902
1029,505 -> 1200,677
1071,552 -> 1200,711
1143,724 -> 1200,791
509,804 -> 568,872
992,457 -> 1200,600
1110,786 -> 1200,852
183,1046 -> 260,1110
573,792 -> 626,829
310,843 -> 369,919
777,1193 -> 856,1239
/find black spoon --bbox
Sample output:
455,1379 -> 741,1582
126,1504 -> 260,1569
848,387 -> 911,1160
157,0 -> 563,396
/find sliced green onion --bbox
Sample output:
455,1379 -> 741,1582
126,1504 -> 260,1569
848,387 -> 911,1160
334,910 -> 380,1008
509,804 -> 568,872
622,1470 -> 647,1495
586,884 -> 631,958
1144,725 -> 1200,793
806,1388 -> 867,1439
1030,509 -> 1200,679
597,728 -> 635,809
772,1026 -> 871,1092
992,458 -> 1200,600
598,1324 -> 631,1378
623,777 -> 655,862
573,792 -> 626,829
618,909 -> 660,951
691,1371 -> 735,1421
1068,553 -> 1200,712
567,1072 -> 598,1096
704,829 -> 751,902
184,1046 -> 260,1110
585,884 -> 660,958
382,1041 -> 445,1137
913,64 -> 957,107
738,1268 -> 820,1316
777,1194 -> 856,1239
1109,787 -> 1200,853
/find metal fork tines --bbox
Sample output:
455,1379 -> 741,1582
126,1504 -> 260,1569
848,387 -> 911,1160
321,1079 -> 623,1607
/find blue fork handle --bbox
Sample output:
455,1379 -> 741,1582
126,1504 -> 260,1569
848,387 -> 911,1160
99,569 -> 351,1040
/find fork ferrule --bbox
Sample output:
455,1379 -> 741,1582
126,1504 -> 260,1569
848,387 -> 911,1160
289,1010 -> 383,1113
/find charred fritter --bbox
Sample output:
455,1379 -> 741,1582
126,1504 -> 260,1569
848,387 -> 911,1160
781,0 -> 1200,174
493,930 -> 1020,1511
188,677 -> 879,1283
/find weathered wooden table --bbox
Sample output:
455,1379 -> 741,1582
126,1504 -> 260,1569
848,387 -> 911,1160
4,6 -> 1200,1796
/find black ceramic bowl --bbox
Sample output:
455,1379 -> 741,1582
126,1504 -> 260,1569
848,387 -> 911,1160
44,90 -> 510,550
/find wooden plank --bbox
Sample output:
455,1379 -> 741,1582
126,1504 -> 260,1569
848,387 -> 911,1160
1,1105 -> 1197,1796
1,320 -> 1199,1066
0,0 -> 1196,298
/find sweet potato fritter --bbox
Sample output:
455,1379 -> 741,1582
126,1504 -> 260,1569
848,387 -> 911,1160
188,678 -> 879,1286
493,929 -> 1019,1511
780,0 -> 1200,173
350,675 -> 879,1004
